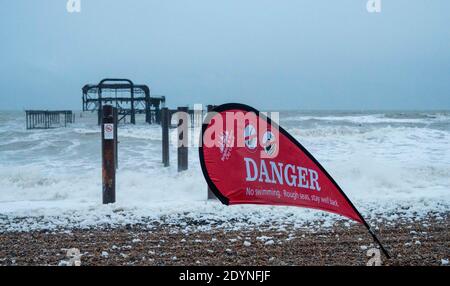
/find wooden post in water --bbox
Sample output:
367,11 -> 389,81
113,107 -> 118,170
177,106 -> 189,172
206,105 -> 217,200
161,107 -> 170,167
102,105 -> 116,204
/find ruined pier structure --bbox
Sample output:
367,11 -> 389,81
25,110 -> 74,129
83,78 -> 166,125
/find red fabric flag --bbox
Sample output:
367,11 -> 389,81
199,103 -> 364,223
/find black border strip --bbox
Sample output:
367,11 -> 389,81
198,103 -> 390,258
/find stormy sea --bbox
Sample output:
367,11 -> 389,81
0,110 -> 449,232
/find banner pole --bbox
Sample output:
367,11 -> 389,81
365,224 -> 391,259
344,198 -> 391,259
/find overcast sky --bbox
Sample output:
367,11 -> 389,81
0,0 -> 449,110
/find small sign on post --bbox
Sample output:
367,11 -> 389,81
102,105 -> 116,204
104,123 -> 114,140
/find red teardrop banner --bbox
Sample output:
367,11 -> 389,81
199,103 -> 390,257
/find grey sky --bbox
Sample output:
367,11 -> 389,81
0,0 -> 449,110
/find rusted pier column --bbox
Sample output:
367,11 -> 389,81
177,106 -> 189,172
130,85 -> 135,124
161,107 -> 170,167
102,105 -> 116,204
206,105 -> 217,200
113,107 -> 118,170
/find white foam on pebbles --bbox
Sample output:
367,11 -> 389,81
264,240 -> 275,246
0,198 -> 447,233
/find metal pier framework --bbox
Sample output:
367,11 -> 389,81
82,78 -> 166,125
26,110 -> 74,129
